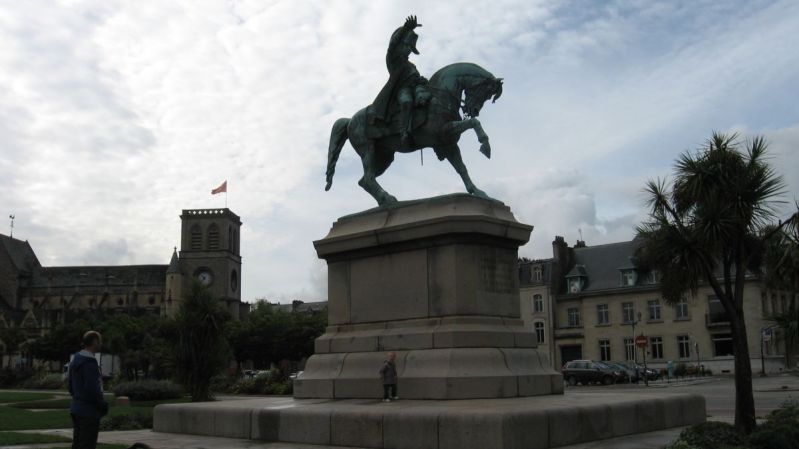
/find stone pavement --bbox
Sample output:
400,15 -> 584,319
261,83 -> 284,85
24,426 -> 684,449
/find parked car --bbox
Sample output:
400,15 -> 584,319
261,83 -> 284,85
605,362 -> 639,383
616,361 -> 659,381
562,360 -> 623,386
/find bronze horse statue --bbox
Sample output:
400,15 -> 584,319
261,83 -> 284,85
324,62 -> 503,206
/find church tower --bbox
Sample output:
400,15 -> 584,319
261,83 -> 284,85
175,208 -> 243,319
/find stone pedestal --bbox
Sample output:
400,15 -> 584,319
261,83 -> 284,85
154,194 -> 708,448
294,194 -> 563,399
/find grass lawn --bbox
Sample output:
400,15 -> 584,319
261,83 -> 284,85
0,391 -> 58,403
0,396 -> 189,431
9,397 -> 73,409
0,431 -> 71,445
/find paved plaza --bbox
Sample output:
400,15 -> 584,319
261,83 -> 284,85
11,373 -> 794,449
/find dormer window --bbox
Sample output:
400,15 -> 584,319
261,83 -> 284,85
565,264 -> 588,293
533,265 -> 542,282
620,269 -> 637,286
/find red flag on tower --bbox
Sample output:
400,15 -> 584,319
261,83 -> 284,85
211,180 -> 227,195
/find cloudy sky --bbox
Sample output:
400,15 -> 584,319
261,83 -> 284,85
2,0 -> 798,303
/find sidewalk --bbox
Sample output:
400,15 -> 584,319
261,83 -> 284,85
16,427 -> 687,449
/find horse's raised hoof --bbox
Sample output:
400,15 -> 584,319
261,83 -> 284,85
379,194 -> 399,206
479,142 -> 491,159
469,188 -> 489,199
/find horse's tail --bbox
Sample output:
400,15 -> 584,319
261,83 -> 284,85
325,117 -> 350,191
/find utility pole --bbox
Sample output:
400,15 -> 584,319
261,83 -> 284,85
9,214 -> 15,238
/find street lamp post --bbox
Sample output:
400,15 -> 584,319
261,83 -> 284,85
636,312 -> 650,387
629,311 -> 643,384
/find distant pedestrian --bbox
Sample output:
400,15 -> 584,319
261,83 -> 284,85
68,331 -> 109,449
379,352 -> 398,402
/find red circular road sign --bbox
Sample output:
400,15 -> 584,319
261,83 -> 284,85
635,335 -> 648,348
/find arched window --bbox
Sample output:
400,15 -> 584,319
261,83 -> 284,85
207,223 -> 220,250
534,322 -> 545,343
190,225 -> 202,250
533,294 -> 544,313
228,225 -> 233,251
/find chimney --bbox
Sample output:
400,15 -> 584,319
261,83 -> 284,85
575,240 -> 586,248
551,236 -> 571,294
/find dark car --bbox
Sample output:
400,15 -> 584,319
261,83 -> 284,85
562,360 -> 623,386
605,362 -> 639,383
616,361 -> 659,381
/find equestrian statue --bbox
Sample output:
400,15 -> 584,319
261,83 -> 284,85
324,15 -> 504,206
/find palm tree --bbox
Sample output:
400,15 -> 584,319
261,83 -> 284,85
636,132 -> 796,433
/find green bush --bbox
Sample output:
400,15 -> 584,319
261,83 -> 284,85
99,412 -> 152,431
210,374 -> 236,393
21,373 -> 65,390
0,368 -> 35,387
112,380 -> 183,401
663,441 -> 700,449
748,400 -> 799,449
229,371 -> 292,395
674,363 -> 687,378
675,421 -> 745,449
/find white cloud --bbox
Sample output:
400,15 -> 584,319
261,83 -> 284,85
1,1 -> 797,301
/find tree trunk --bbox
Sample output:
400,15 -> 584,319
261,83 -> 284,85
731,316 -> 757,433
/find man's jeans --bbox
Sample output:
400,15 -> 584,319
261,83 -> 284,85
383,383 -> 397,400
71,413 -> 100,449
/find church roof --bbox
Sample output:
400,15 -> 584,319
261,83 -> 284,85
167,248 -> 181,274
0,234 -> 41,273
27,264 -> 168,289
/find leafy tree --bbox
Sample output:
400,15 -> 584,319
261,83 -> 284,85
0,326 -> 28,368
175,282 -> 231,401
764,205 -> 799,365
98,313 -> 174,380
226,301 -> 326,372
636,132 -> 796,433
28,319 -> 90,365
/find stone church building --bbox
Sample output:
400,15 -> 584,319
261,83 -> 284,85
0,208 -> 246,362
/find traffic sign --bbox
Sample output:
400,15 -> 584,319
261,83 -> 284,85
635,335 -> 648,348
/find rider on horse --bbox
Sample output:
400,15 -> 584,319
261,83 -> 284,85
370,15 -> 431,149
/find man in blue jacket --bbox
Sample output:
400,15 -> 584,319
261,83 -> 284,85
68,331 -> 109,449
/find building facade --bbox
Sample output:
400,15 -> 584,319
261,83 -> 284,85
0,208 -> 247,366
518,259 -> 556,368
518,236 -> 793,374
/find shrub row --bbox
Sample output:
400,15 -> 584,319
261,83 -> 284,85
664,400 -> 799,449
216,371 -> 293,396
100,412 -> 152,431
112,380 -> 183,401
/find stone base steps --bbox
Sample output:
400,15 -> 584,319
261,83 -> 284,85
153,392 -> 705,449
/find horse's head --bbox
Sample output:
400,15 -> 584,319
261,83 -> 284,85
462,77 -> 503,118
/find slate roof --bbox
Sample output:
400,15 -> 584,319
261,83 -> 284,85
167,248 -> 181,274
0,234 -> 41,273
518,259 -> 553,286
569,240 -> 644,292
564,264 -> 587,278
274,301 -> 328,314
27,264 -> 168,289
